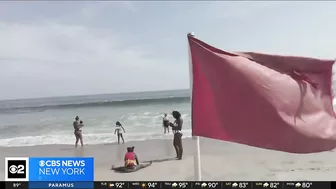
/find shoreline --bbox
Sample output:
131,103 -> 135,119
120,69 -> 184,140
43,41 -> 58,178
0,133 -> 194,148
1,138 -> 336,181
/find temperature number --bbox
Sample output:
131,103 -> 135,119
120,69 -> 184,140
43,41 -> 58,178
270,183 -> 279,188
13,183 -> 22,188
239,182 -> 248,188
148,183 -> 157,188
179,182 -> 188,188
207,182 -> 218,188
302,182 -> 312,188
115,183 -> 125,188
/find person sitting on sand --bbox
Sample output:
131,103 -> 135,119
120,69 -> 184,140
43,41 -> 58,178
114,121 -> 125,144
163,113 -> 169,134
124,146 -> 139,169
73,116 -> 84,148
111,146 -> 152,172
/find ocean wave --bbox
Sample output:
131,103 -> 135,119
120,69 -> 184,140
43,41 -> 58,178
0,130 -> 193,147
0,96 -> 190,114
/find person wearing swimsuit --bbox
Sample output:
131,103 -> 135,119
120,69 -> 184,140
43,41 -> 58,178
124,146 -> 139,169
163,113 -> 169,134
171,111 -> 183,160
114,121 -> 126,144
73,116 -> 84,148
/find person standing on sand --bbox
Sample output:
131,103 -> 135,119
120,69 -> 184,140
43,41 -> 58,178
170,111 -> 183,160
73,116 -> 84,148
115,121 -> 126,144
163,113 -> 170,134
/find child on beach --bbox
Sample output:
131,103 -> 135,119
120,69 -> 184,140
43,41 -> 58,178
163,113 -> 170,134
111,146 -> 152,172
124,146 -> 139,169
114,121 -> 126,144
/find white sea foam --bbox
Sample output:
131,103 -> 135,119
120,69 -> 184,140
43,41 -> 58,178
0,129 -> 192,147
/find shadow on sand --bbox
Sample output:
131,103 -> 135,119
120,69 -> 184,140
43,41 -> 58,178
143,157 -> 177,163
111,161 -> 152,173
110,157 -> 176,174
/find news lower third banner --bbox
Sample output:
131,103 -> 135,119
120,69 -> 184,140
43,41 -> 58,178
5,157 -> 94,188
29,157 -> 94,181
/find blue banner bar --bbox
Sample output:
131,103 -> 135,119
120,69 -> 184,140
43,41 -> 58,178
29,157 -> 94,181
29,181 -> 93,189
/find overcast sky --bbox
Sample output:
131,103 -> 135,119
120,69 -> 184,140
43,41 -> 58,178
0,1 -> 336,100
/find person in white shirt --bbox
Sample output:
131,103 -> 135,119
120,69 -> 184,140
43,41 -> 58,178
114,121 -> 126,144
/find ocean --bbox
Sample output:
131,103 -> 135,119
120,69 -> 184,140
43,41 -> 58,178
0,89 -> 192,147
2,85 -> 336,148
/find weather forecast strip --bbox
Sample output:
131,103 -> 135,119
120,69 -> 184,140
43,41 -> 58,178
94,181 -> 332,189
1,181 -> 333,189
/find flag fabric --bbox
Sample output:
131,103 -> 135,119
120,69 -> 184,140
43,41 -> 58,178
188,35 -> 336,153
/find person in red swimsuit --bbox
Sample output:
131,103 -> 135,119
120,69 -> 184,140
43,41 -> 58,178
124,146 -> 139,169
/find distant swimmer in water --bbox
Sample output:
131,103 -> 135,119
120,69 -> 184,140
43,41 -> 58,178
124,146 -> 139,169
73,116 -> 84,148
170,111 -> 183,160
114,121 -> 125,144
163,113 -> 170,134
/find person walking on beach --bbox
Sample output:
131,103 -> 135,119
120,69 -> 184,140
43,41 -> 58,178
163,113 -> 170,134
73,116 -> 84,148
170,111 -> 183,160
115,121 -> 126,144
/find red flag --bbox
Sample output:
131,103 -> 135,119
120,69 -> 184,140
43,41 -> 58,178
189,35 -> 336,153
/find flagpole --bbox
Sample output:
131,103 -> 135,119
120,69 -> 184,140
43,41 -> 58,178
187,32 -> 202,181
333,59 -> 336,113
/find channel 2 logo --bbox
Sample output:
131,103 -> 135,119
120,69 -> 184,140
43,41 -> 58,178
5,157 -> 29,181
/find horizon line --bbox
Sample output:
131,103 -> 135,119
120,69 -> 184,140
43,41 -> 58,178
0,88 -> 191,102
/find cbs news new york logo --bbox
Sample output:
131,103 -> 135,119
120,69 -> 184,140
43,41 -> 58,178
5,157 -> 29,181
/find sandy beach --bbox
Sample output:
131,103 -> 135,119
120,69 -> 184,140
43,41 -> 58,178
1,137 -> 336,181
